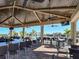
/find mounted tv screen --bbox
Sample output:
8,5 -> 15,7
61,21 -> 70,26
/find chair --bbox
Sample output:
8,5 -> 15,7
0,46 -> 7,59
71,45 -> 79,49
73,49 -> 79,59
69,48 -> 74,59
19,41 -> 26,58
8,43 -> 19,59
57,48 -> 68,58
20,41 -> 26,50
25,41 -> 32,48
32,40 -> 37,44
69,48 -> 79,59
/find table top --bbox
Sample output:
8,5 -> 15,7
10,39 -> 23,43
75,43 -> 79,46
33,45 -> 57,53
0,42 -> 8,46
0,39 -> 23,46
33,45 -> 57,55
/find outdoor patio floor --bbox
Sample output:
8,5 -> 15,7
7,45 -> 70,59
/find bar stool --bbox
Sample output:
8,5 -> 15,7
17,41 -> 27,59
19,41 -> 26,55
19,41 -> 26,50
69,48 -> 74,59
0,46 -> 7,59
25,40 -> 32,58
8,43 -> 19,59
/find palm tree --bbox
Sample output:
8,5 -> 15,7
64,28 -> 71,37
12,31 -> 18,36
64,28 -> 71,45
19,31 -> 30,38
30,29 -> 37,36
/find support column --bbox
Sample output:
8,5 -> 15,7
9,27 -> 14,38
10,30 -> 12,37
71,22 -> 76,45
22,27 -> 25,40
41,25 -> 44,44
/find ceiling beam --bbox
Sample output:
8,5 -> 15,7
0,17 -> 70,28
5,18 -> 70,27
14,5 -> 69,19
71,4 -> 79,22
0,6 -> 13,10
0,24 -> 9,28
33,11 -> 41,23
34,6 -> 76,11
12,1 -> 16,16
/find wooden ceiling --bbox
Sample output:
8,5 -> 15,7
0,0 -> 78,27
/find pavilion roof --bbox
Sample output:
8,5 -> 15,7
0,0 -> 78,27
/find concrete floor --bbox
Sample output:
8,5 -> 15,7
5,45 -> 70,59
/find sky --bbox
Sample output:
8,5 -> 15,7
0,20 -> 79,34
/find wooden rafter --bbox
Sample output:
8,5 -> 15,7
0,16 -> 12,24
14,5 -> 69,19
0,16 -> 69,27
71,4 -> 79,22
0,24 -> 9,27
0,6 -> 13,10
12,1 -> 16,16
35,6 -> 76,11
14,16 -> 24,25
5,17 -> 70,27
33,11 -> 41,23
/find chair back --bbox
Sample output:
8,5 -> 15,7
20,41 -> 26,50
25,41 -> 32,48
8,43 -> 19,55
9,43 -> 19,51
32,40 -> 37,44
69,48 -> 79,54
0,46 -> 7,56
71,45 -> 79,49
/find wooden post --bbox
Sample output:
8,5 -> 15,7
71,4 -> 79,45
10,30 -> 12,38
9,27 -> 14,38
41,25 -> 44,44
71,22 -> 76,45
22,27 -> 25,40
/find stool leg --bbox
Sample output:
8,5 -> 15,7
7,51 -> 9,59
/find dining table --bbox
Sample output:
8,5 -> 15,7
0,39 -> 23,47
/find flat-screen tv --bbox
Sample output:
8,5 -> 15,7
61,21 -> 70,26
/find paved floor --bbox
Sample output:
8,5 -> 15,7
7,48 -> 37,59
6,45 -> 70,59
